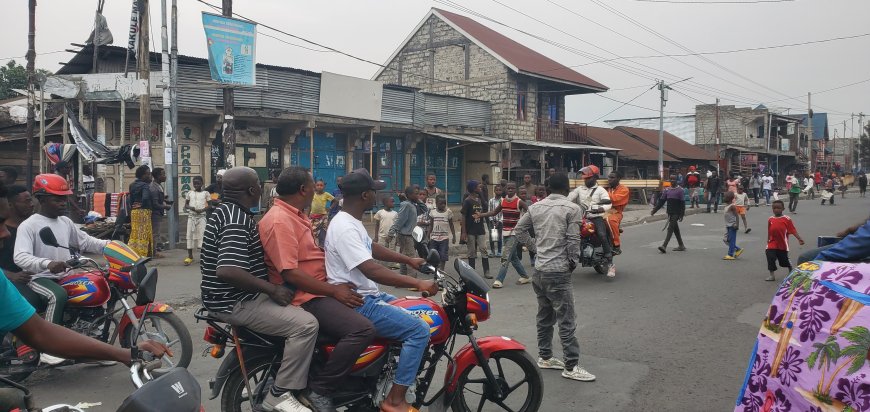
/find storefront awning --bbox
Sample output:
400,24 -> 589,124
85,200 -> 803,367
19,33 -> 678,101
513,140 -> 621,151
425,132 -> 506,144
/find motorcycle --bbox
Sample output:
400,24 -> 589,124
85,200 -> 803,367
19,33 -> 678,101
197,227 -> 543,412
0,322 -> 201,411
577,206 -> 613,275
0,227 -> 192,382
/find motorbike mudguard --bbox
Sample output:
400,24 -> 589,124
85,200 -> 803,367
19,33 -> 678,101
209,347 -> 278,400
118,302 -> 174,347
444,336 -> 527,393
117,367 -> 201,412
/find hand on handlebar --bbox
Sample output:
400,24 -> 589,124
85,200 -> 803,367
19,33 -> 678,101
48,260 -> 69,274
138,339 -> 173,361
418,279 -> 439,298
332,283 -> 364,308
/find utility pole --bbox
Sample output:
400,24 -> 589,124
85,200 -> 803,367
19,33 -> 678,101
138,0 -> 151,156
716,97 -> 722,176
807,92 -> 813,173
170,0 -> 179,245
25,0 -> 36,184
161,0 -> 177,249
657,80 -> 669,181
221,0 -> 236,169
860,112 -> 866,170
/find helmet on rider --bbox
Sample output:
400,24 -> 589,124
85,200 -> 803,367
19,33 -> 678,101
579,165 -> 600,179
32,173 -> 73,197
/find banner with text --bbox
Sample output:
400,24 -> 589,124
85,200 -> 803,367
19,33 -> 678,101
201,12 -> 256,85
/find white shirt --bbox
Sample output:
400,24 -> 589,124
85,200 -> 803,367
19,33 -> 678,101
324,211 -> 380,296
762,176 -> 774,190
185,190 -> 210,216
14,214 -> 109,279
373,209 -> 398,241
734,192 -> 749,207
803,177 -> 814,192
566,185 -> 611,218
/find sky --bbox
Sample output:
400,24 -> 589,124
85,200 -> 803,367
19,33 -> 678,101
1,0 -> 868,136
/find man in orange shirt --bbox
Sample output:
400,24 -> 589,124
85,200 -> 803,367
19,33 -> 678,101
259,166 -> 376,411
606,171 -> 630,255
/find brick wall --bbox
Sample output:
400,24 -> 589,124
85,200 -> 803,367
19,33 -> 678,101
695,104 -> 766,149
377,15 -> 543,141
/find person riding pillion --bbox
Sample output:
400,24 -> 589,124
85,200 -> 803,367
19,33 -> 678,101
567,165 -> 615,278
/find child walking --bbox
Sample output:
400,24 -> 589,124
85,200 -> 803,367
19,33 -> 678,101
735,185 -> 751,233
427,195 -> 456,270
310,179 -> 335,246
374,195 -> 399,269
183,176 -> 210,266
723,191 -> 744,260
765,199 -> 805,281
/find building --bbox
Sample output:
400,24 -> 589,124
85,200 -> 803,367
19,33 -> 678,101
373,7 -> 611,184
604,115 -> 696,144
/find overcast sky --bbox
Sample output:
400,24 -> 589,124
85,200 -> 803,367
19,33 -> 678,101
2,0 -> 868,134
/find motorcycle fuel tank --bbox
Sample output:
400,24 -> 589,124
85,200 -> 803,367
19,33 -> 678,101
390,297 -> 451,345
60,270 -> 111,307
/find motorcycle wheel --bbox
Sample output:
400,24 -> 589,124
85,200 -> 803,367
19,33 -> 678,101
451,350 -> 543,412
124,312 -> 192,375
221,355 -> 278,412
593,264 -> 607,275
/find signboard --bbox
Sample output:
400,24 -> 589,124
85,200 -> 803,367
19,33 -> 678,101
201,13 -> 256,85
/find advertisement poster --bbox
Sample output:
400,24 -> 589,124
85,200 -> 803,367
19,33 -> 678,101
201,13 -> 257,85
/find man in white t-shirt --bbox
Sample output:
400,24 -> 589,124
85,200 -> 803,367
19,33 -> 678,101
761,172 -> 775,205
324,169 -> 437,412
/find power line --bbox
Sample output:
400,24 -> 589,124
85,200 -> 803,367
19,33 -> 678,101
591,83 -> 657,122
0,50 -> 66,62
634,0 -> 794,3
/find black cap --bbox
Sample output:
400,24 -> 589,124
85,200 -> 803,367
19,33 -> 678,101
339,168 -> 386,195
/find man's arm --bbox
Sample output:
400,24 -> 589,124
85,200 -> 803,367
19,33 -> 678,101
372,241 -> 422,266
14,314 -> 169,366
216,223 -> 292,305
388,203 -> 409,237
449,214 -> 456,243
816,221 -> 870,262
513,212 -> 535,253
73,220 -> 110,254
477,203 -> 502,219
373,216 -> 381,244
356,260 -> 436,295
282,269 -> 363,308
565,206 -> 583,259
13,224 -> 54,274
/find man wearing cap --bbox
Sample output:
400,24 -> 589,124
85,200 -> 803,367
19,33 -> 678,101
324,169 -> 438,412
567,165 -> 615,278
14,174 -> 110,365
686,166 -> 702,208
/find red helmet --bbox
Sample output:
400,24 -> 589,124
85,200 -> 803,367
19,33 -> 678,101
33,173 -> 73,196
579,165 -> 600,179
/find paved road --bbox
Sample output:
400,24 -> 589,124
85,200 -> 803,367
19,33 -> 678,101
19,194 -> 870,411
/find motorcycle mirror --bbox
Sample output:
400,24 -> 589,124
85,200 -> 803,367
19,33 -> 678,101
411,226 -> 425,243
426,249 -> 440,267
39,227 -> 60,248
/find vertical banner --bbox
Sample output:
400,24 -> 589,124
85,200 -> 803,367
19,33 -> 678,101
201,13 -> 257,85
127,0 -> 140,59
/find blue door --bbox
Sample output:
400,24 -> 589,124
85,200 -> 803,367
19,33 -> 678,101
291,131 -> 347,194
411,138 -> 463,204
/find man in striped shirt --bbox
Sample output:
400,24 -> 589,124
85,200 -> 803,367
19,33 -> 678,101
476,182 -> 530,289
200,167 -> 317,412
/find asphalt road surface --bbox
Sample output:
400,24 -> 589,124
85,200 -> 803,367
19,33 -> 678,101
18,194 -> 870,411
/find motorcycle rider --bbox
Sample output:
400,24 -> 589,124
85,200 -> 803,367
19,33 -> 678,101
259,166 -> 376,412
0,180 -> 170,411
13,174 -> 110,365
200,167 -> 318,412
567,165 -> 615,278
513,173 -> 596,382
323,169 -> 438,412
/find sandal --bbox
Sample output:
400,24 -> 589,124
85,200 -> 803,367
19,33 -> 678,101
183,257 -> 193,266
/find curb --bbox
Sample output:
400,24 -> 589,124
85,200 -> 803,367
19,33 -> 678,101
622,207 -> 705,228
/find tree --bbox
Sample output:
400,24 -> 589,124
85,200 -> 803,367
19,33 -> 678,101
0,60 -> 27,100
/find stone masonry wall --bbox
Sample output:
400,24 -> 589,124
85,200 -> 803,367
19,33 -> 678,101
696,104 -> 766,149
377,15 -> 541,141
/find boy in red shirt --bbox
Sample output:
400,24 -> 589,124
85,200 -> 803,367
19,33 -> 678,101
765,199 -> 805,281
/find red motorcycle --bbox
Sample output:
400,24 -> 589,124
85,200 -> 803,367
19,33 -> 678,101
0,227 -> 192,381
197,231 -> 543,412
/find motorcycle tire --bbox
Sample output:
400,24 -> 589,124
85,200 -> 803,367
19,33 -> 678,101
451,350 -> 543,412
124,312 -> 192,375
593,264 -> 607,275
221,355 -> 279,412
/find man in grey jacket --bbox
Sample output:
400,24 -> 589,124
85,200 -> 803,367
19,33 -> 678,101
515,173 -> 596,383
388,186 -> 419,278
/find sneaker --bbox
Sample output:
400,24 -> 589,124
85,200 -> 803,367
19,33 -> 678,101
516,277 -> 531,285
657,246 -> 666,254
672,246 -> 686,252
263,391 -> 312,412
562,365 -> 596,382
492,280 -> 503,289
607,265 -> 616,278
537,357 -> 565,370
303,390 -> 336,412
765,275 -> 776,282
745,228 -> 752,234
484,272 -> 493,279
39,353 -> 66,366
612,247 -> 622,255
723,255 -> 736,260
183,257 -> 193,266
734,248 -> 744,258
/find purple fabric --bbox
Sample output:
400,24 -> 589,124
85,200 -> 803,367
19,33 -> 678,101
736,261 -> 870,412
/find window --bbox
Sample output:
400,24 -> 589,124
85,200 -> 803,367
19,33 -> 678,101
516,81 -> 527,121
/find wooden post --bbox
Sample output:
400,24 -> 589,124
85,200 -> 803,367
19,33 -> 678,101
25,0 -> 36,183
221,0 -> 235,168
138,0 -> 151,154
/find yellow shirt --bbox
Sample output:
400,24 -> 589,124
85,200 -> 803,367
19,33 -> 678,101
310,192 -> 335,216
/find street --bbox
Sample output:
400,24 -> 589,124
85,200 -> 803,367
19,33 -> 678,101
20,195 -> 870,411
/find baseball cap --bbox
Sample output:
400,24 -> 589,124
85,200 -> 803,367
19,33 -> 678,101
579,165 -> 600,179
33,174 -> 73,196
339,169 -> 386,195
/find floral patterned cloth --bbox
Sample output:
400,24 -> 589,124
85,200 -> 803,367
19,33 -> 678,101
737,260 -> 870,412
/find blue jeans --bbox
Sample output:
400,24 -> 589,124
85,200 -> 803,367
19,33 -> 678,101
726,226 -> 740,257
495,236 -> 529,283
763,189 -> 772,204
356,293 -> 429,386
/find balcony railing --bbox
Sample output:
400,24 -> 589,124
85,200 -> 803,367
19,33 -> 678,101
536,119 -> 589,144
564,122 -> 587,143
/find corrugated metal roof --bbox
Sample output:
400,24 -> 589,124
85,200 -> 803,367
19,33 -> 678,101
615,126 -> 716,161
792,113 -> 830,140
584,126 -> 676,162
512,140 -> 620,151
431,9 -> 607,92
426,132 -> 505,143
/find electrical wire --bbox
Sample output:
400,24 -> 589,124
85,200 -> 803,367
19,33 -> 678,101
590,83 -> 657,122
634,0 -> 795,3
0,50 -> 66,61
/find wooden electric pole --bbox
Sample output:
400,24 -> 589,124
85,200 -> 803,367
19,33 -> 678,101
221,0 -> 235,169
138,0 -> 151,155
25,0 -> 36,184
